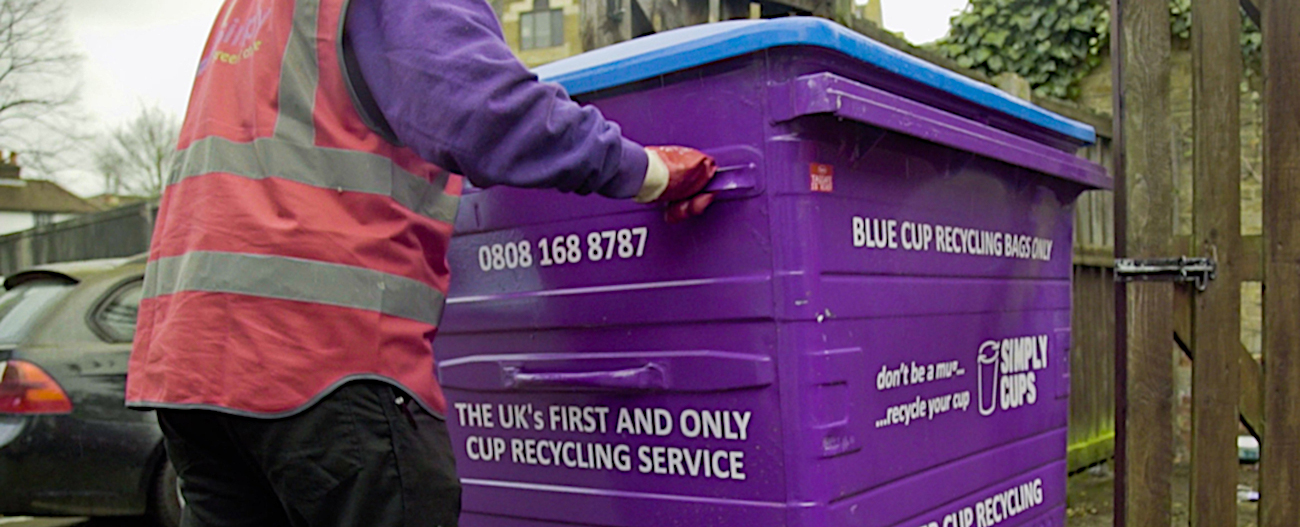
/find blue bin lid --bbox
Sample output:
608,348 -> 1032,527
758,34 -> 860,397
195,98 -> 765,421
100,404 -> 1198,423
534,18 -> 1096,145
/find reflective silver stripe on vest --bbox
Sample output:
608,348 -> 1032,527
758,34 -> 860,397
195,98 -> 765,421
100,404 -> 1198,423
170,135 -> 459,224
143,251 -> 447,327
274,0 -> 321,142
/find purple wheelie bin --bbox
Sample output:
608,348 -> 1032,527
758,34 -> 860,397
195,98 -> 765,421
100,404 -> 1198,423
436,17 -> 1111,527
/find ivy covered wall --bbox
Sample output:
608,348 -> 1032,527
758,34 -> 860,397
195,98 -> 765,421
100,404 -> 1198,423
932,0 -> 1260,100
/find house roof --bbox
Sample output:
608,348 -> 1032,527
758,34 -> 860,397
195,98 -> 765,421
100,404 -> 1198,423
0,179 -> 102,214
86,193 -> 150,210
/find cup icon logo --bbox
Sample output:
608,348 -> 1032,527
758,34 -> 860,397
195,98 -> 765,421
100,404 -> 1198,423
978,341 -> 1000,416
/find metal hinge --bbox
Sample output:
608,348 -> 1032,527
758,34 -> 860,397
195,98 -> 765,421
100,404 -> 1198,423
1115,256 -> 1218,291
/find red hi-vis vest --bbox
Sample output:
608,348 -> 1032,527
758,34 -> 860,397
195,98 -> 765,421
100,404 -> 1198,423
125,0 -> 462,417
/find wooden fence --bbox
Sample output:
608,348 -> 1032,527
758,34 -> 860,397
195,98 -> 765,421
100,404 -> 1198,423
1110,0 -> 1297,523
1067,134 -> 1118,472
0,201 -> 156,276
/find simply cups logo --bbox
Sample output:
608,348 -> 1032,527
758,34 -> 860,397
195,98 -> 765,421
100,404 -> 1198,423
977,334 -> 1050,416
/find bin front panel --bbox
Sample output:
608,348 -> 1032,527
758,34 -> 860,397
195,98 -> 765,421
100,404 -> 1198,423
439,62 -> 795,526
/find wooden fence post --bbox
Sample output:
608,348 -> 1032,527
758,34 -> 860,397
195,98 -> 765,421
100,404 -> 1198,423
1190,0 -> 1242,524
1261,0 -> 1300,523
1112,0 -> 1176,524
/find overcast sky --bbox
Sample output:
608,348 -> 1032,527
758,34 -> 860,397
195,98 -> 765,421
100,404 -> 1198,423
65,0 -> 225,128
881,0 -> 968,44
55,0 -> 965,195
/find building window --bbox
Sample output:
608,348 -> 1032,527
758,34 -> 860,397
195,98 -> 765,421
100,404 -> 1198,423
33,212 -> 53,227
520,0 -> 565,51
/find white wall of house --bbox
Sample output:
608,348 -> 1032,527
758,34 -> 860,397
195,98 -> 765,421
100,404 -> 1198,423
0,211 -> 80,235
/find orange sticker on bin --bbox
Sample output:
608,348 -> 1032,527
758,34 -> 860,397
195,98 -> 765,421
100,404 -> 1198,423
810,163 -> 834,192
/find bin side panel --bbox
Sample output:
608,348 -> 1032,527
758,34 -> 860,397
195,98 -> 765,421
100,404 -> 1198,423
762,89 -> 1075,526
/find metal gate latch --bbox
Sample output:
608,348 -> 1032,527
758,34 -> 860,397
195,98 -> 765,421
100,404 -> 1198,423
1115,257 -> 1218,291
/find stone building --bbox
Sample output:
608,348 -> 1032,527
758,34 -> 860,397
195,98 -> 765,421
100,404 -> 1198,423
494,0 -> 584,67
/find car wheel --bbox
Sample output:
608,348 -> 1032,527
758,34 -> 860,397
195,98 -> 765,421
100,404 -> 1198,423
150,458 -> 183,527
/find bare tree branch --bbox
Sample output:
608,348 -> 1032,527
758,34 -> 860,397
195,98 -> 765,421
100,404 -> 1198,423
0,0 -> 84,177
93,104 -> 180,198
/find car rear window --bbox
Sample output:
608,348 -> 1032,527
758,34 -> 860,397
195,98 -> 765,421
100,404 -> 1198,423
91,280 -> 142,343
0,280 -> 72,345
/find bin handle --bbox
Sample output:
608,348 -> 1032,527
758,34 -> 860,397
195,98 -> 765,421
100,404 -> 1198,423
463,147 -> 760,197
703,164 -> 756,193
701,145 -> 761,196
439,351 -> 773,392
502,363 -> 667,391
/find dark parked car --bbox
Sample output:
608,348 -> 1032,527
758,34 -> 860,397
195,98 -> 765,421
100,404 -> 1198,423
0,255 -> 180,526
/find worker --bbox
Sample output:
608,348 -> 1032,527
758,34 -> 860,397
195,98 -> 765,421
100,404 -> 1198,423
123,0 -> 717,525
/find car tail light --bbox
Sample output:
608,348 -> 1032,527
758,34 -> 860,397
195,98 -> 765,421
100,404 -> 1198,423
0,360 -> 73,414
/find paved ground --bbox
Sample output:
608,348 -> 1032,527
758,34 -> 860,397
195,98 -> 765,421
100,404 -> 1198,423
1067,461 -> 1261,526
0,518 -> 87,527
0,518 -> 156,527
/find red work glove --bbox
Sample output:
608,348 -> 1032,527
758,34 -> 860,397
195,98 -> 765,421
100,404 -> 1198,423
636,146 -> 718,224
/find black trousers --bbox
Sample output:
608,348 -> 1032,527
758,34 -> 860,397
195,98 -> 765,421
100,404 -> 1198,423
157,381 -> 461,527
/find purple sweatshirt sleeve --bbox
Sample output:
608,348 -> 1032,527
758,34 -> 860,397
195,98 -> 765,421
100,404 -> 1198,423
343,0 -> 649,199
